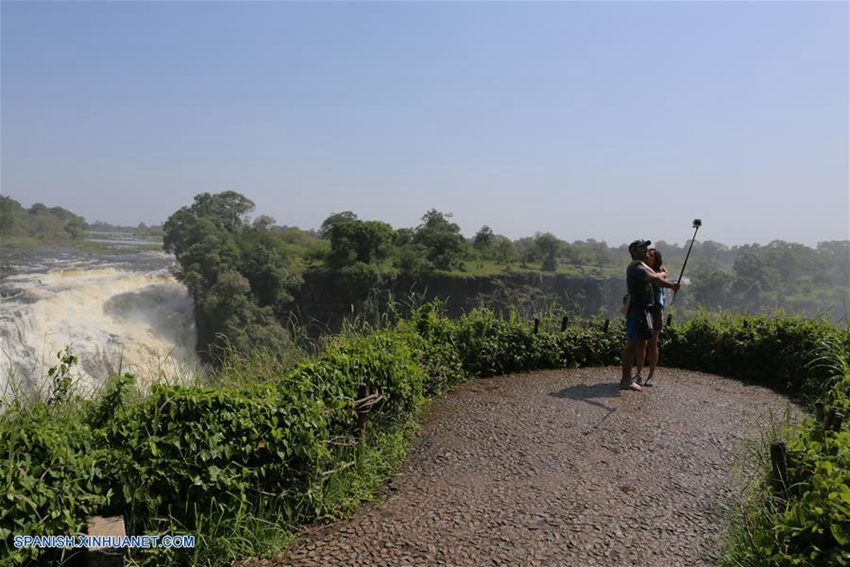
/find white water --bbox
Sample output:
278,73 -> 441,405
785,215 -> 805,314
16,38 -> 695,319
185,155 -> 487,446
0,251 -> 199,398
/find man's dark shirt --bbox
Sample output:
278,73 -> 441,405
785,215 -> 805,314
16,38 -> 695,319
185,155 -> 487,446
626,261 -> 655,313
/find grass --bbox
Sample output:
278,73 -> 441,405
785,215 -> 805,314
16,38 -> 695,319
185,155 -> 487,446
316,416 -> 419,520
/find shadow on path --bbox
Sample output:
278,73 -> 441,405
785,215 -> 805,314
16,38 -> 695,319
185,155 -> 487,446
549,381 -> 620,413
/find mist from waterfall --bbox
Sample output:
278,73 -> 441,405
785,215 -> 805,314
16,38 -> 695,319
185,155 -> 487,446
0,249 -> 199,398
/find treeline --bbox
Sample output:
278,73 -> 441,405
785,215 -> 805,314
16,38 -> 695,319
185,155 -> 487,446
682,240 -> 849,320
0,196 -> 88,241
162,191 -> 849,356
89,221 -> 165,239
316,210 -> 850,319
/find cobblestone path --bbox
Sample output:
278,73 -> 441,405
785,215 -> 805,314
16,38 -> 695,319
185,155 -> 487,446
248,367 -> 796,566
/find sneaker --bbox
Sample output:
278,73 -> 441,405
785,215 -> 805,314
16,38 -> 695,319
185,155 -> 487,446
643,376 -> 655,387
620,381 -> 643,391
633,374 -> 644,386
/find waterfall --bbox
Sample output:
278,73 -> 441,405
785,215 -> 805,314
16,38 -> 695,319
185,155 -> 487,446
0,251 -> 199,398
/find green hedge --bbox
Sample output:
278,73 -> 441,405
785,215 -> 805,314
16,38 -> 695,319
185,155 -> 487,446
108,384 -> 330,529
662,312 -> 847,398
2,307 -> 847,566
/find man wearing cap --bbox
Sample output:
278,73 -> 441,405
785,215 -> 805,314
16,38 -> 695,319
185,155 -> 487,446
621,239 -> 680,391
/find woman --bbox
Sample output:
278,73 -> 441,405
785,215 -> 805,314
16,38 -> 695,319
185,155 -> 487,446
639,247 -> 667,386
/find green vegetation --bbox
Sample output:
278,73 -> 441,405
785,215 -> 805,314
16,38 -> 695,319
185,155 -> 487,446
711,330 -> 850,566
162,192 -> 304,363
2,305 -> 848,566
0,197 -> 88,243
158,190 -> 847,370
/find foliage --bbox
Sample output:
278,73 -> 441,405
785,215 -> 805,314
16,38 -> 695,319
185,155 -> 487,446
319,211 -> 394,269
720,336 -> 850,566
395,301 -> 468,396
472,225 -> 495,258
162,192 -> 303,363
0,398 -> 113,566
287,330 -> 424,436
534,232 -> 561,272
0,196 -> 88,242
412,209 -> 468,271
661,311 -> 844,398
109,384 -> 330,529
451,308 -> 621,377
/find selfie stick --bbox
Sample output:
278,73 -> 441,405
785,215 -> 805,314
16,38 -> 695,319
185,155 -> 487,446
672,219 -> 702,304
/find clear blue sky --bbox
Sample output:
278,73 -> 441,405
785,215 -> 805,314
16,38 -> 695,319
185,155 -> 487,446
2,1 -> 847,248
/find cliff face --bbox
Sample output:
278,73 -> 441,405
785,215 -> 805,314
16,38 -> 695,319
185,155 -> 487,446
289,270 -> 625,334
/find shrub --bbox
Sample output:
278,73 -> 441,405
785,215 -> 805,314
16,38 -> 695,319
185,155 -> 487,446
107,383 -> 330,534
0,401 -> 113,565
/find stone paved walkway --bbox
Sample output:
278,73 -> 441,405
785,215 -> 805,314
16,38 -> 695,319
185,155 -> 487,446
247,367 -> 796,566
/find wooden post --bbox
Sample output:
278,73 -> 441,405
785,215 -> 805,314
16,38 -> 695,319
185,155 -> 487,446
561,316 -> 569,332
87,516 -> 126,567
666,314 -> 673,327
356,383 -> 369,438
815,402 -> 825,422
533,318 -> 540,334
826,407 -> 838,431
770,442 -> 788,500
603,319 -> 610,333
828,411 -> 844,432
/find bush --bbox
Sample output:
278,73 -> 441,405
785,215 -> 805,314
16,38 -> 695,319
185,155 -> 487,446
107,384 -> 330,533
395,302 -> 467,396
0,401 -> 113,565
662,311 -> 843,398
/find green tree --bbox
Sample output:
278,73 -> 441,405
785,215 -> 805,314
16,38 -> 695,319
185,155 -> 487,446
733,246 -> 776,291
0,195 -> 22,237
319,211 -> 358,239
514,237 -> 537,268
322,215 -> 395,268
162,191 -> 301,363
473,225 -> 495,258
691,270 -> 735,309
238,220 -> 301,311
817,241 -> 850,287
492,236 -> 515,265
535,232 -> 562,272
413,209 -> 467,271
163,191 -> 255,258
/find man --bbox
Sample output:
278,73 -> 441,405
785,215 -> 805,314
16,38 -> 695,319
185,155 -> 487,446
621,239 -> 680,391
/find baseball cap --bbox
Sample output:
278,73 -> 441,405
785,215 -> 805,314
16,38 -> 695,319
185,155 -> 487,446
628,239 -> 652,254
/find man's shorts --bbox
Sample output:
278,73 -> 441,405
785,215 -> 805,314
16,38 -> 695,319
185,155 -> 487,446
626,309 -> 653,341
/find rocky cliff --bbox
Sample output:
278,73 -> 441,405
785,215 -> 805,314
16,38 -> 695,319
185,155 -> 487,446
288,270 -> 625,334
